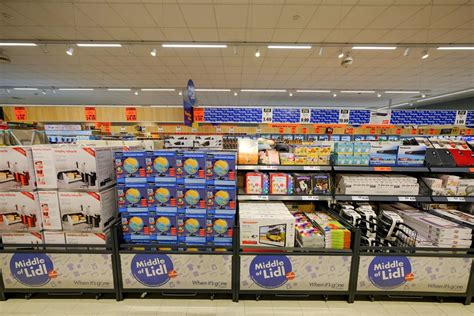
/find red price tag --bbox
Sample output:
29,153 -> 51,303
291,126 -> 296,134
396,128 -> 402,135
429,128 -> 435,135
315,127 -> 320,133
125,107 -> 137,121
469,168 -> 474,173
279,127 -> 284,134
302,127 -> 307,134
370,128 -> 376,134
374,167 -> 392,172
345,128 -> 354,134
411,129 -> 417,135
95,122 -> 111,133
193,108 -> 204,122
85,107 -> 96,121
466,129 -> 472,135
14,107 -> 26,121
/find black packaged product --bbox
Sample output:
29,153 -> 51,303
312,173 -> 331,195
293,174 -> 312,195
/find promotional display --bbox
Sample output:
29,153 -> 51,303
0,191 -> 41,231
0,147 -> 37,191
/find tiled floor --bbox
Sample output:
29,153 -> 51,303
0,298 -> 474,316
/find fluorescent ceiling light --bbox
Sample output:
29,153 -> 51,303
241,89 -> 287,92
0,43 -> 37,46
340,90 -> 375,93
437,47 -> 474,50
352,46 -> 397,50
195,88 -> 230,92
141,88 -> 175,92
58,88 -> 94,91
108,88 -> 131,91
296,90 -> 331,93
162,44 -> 227,48
76,43 -> 122,47
417,88 -> 474,102
267,45 -> 311,49
385,90 -> 420,94
14,88 -> 38,90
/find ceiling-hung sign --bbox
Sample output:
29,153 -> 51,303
183,79 -> 196,127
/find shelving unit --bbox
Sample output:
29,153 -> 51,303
333,195 -> 432,202
236,165 -> 331,171
237,194 -> 332,201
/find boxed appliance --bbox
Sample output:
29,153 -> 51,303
194,135 -> 223,149
269,173 -> 293,195
205,152 -> 236,185
117,183 -> 149,212
0,231 -> 43,245
177,184 -> 207,212
58,188 -> 116,232
65,232 -> 110,245
165,135 -> 194,148
208,213 -> 234,246
54,146 -> 114,190
32,146 -> 58,189
397,145 -> 427,166
245,172 -> 269,194
149,209 -> 178,244
43,231 -> 66,244
0,191 -> 41,231
148,182 -> 178,210
121,211 -> 153,242
177,151 -> 206,184
239,202 -> 295,247
178,210 -> 207,245
114,151 -> 150,183
38,190 -> 63,230
0,146 -> 37,191
206,185 -> 236,212
149,150 -> 177,182
369,142 -> 399,166
354,142 -> 371,154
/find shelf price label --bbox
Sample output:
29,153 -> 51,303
14,107 -> 27,121
85,107 -> 96,121
469,168 -> 474,173
352,196 -> 369,201
300,108 -> 311,123
338,109 -> 350,124
399,196 -> 417,202
125,107 -> 137,121
447,197 -> 465,202
373,167 -> 392,172
302,196 -> 320,201
455,110 -> 467,126
255,195 -> 269,201
193,108 -> 204,122
303,166 -> 321,171
261,166 -> 278,170
262,108 -> 273,123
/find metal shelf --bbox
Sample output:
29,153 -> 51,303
334,195 -> 432,202
431,196 -> 474,203
334,166 -> 429,173
237,194 -> 333,201
429,167 -> 473,173
237,165 -> 331,171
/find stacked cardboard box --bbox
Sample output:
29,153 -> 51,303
304,212 -> 351,249
423,175 -> 474,196
336,174 -> 420,195
292,212 -> 324,248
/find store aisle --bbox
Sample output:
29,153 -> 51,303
0,298 -> 473,316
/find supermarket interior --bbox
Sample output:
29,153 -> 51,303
0,1 -> 474,315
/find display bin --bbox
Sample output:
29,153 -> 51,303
0,222 -> 121,301
354,246 -> 474,305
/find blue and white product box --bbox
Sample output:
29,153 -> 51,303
369,142 -> 399,166
177,184 -> 207,213
206,185 -> 236,212
205,152 -> 236,185
176,151 -> 206,184
354,142 -> 371,154
149,150 -> 177,182
353,154 -> 370,166
117,183 -> 149,212
114,151 -> 151,183
147,182 -> 178,210
334,142 -> 353,154
178,210 -> 207,245
397,145 -> 427,166
121,211 -> 154,242
208,213 -> 235,246
149,209 -> 178,244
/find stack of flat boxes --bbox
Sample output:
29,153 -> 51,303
334,142 -> 371,166
33,145 -> 118,245
116,151 -> 236,248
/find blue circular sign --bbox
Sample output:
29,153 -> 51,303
368,256 -> 413,289
131,254 -> 175,287
10,253 -> 54,287
249,256 -> 293,289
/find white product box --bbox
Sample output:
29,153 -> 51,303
165,135 -> 194,148
38,191 -> 63,231
1,231 -> 43,245
59,188 -> 116,232
65,232 -> 109,245
0,146 -> 37,191
422,177 -> 443,190
0,191 -> 41,231
239,202 -> 295,248
43,231 -> 66,244
457,179 -> 474,196
32,146 -> 58,189
52,146 -> 115,191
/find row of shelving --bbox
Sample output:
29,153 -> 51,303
237,194 -> 474,202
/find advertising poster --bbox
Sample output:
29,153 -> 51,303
240,255 -> 351,291
183,79 -> 196,127
0,253 -> 114,289
121,254 -> 232,290
357,255 -> 472,293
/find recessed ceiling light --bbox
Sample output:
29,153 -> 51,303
162,43 -> 227,48
403,48 -> 410,56
195,88 -> 231,92
421,49 -> 429,59
267,45 -> 311,49
134,89 -> 139,96
333,92 -> 337,98
150,48 -> 157,56
340,90 -> 375,94
66,46 -> 74,56
289,92 -> 293,97
178,91 -> 183,96
338,50 -> 344,58
0,43 -> 37,46
437,46 -> 474,50
377,93 -> 382,98
352,46 -> 397,50
255,49 -> 261,58
58,88 -> 94,91
241,89 -> 287,92
234,92 -> 238,96
319,47 -> 324,56
140,88 -> 175,91
421,93 -> 426,98
296,90 -> 331,93
76,43 -> 122,47
14,87 -> 38,90
385,91 -> 420,94
107,88 -> 131,91
41,89 -> 47,95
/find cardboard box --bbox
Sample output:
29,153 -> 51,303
457,179 -> 474,196
148,182 -> 178,211
369,142 -> 399,166
32,146 -> 58,189
43,231 -> 66,244
237,138 -> 258,165
149,150 -> 177,182
114,151 -> 150,183
397,145 -> 427,166
0,231 -> 43,245
65,232 -> 109,245
206,185 -> 236,212
177,152 -> 206,184
293,174 -> 312,195
117,183 -> 149,212
38,191 -> 63,231
269,173 -> 293,195
121,211 -> 153,242
178,211 -> 207,245
0,146 -> 37,191
58,188 -> 116,232
149,210 -> 178,244
177,184 -> 207,212
208,213 -> 234,246
0,191 -> 41,231
245,172 -> 269,194
205,152 -> 236,185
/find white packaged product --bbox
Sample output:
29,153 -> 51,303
457,179 -> 474,196
0,191 -> 42,231
59,187 -> 116,232
0,231 -> 43,245
32,145 -> 58,189
0,146 -> 37,191
38,191 -> 63,230
65,232 -> 109,245
43,231 -> 66,244
239,202 -> 295,247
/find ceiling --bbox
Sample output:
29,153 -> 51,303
0,0 -> 473,108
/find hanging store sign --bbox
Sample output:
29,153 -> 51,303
85,107 -> 96,121
183,79 -> 196,127
370,110 -> 391,125
455,110 -> 468,126
300,109 -> 311,123
262,108 -> 273,123
14,107 -> 27,121
193,108 -> 204,122
125,107 -> 137,121
338,109 -> 350,124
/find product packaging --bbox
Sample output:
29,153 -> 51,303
205,152 -> 236,185
178,211 -> 208,245
237,138 -> 259,165
177,184 -> 207,212
369,142 -> 399,166
114,151 -> 150,183
121,211 -> 153,242
397,145 -> 427,166
147,182 -> 178,210
0,191 -> 41,231
269,173 -> 293,195
208,214 -> 234,246
245,172 -> 269,194
149,150 -> 177,182
312,174 -> 331,195
0,231 -> 43,245
0,146 -> 37,191
117,183 -> 149,212
32,146 -> 58,189
65,232 -> 110,245
206,185 -> 236,212
149,210 -> 178,244
177,152 -> 206,184
38,191 -> 63,230
293,174 -> 313,195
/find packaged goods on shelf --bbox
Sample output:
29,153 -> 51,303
0,191 -> 41,231
238,138 -> 258,165
304,212 -> 351,249
457,179 -> 474,196
279,153 -> 295,165
206,185 -> 236,212
32,146 -> 58,189
397,144 -> 427,166
245,172 -> 269,194
165,135 -> 194,148
422,175 -> 474,196
149,210 -> 178,244
335,174 -> 419,195
430,138 -> 474,167
149,150 -> 177,182
177,184 -> 207,211
121,211 -> 153,242
293,174 -> 312,195
148,182 -> 178,210
64,232 -> 110,245
429,208 -> 474,227
208,213 -> 234,246
38,191 -> 63,230
269,173 -> 293,195
205,152 -> 237,185
259,149 -> 280,165
292,212 -> 324,248
334,141 -> 370,166
239,202 -> 295,247
178,209 -> 207,245
178,151 -> 207,184
194,135 -> 223,149
369,142 -> 399,166
43,231 -> 66,244
312,174 -> 331,195
0,231 -> 43,246
114,151 -> 151,183
0,146 -> 37,191
117,183 -> 149,211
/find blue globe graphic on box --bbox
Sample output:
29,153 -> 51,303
156,216 -> 171,232
213,219 -> 228,234
214,190 -> 230,206
123,157 -> 139,174
126,188 -> 141,204
184,158 -> 199,175
185,189 -> 200,206
213,160 -> 229,177
185,218 -> 200,234
129,217 -> 144,232
153,157 -> 169,173
155,188 -> 170,204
